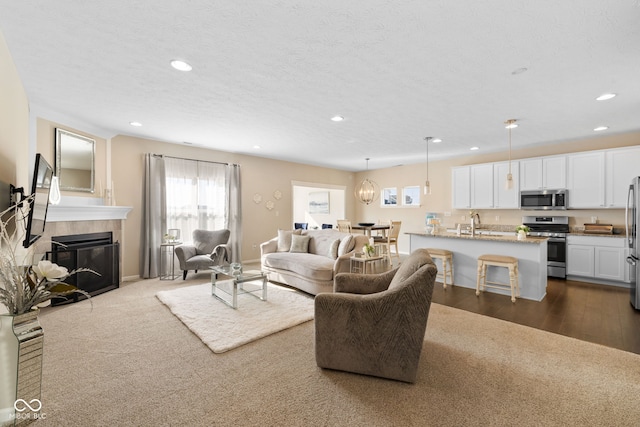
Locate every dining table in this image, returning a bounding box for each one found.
[351,223,390,238]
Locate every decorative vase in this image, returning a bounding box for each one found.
[517,230,527,241]
[0,310,43,426]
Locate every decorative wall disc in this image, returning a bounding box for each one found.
[273,190,282,200]
[253,193,262,204]
[265,200,275,210]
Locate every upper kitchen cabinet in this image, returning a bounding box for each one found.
[567,151,605,208]
[519,156,566,190]
[470,164,494,208]
[605,146,640,208]
[451,166,471,209]
[493,161,520,209]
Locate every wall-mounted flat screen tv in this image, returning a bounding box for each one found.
[23,153,54,248]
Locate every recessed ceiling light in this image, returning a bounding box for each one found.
[470,146,479,151]
[596,93,616,101]
[129,121,142,127]
[253,145,261,149]
[511,67,528,75]
[331,116,344,122]
[594,126,609,132]
[170,60,192,71]
[432,138,442,143]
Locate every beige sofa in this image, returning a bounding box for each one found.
[260,229,370,295]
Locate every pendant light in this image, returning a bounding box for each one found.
[355,158,379,205]
[504,119,517,190]
[424,137,432,195]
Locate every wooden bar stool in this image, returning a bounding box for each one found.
[476,254,520,302]
[426,248,454,289]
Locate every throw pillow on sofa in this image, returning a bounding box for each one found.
[290,234,311,253]
[328,239,340,259]
[277,229,302,252]
[337,235,355,256]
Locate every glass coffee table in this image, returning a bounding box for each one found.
[210,265,267,309]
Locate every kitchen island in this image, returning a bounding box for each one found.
[408,232,548,301]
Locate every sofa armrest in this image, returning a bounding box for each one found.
[333,252,354,275]
[260,238,278,256]
[334,267,398,294]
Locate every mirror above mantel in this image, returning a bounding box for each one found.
[55,128,95,193]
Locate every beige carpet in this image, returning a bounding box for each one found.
[34,275,640,426]
[156,281,314,353]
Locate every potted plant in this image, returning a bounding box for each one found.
[0,201,94,424]
[363,243,376,258]
[515,225,530,240]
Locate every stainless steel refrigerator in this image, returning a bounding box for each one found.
[625,177,640,310]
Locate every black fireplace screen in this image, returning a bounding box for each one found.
[48,232,120,305]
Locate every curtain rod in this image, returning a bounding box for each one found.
[152,153,239,167]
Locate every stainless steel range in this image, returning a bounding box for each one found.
[522,216,569,278]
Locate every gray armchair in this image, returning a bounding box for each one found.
[314,248,437,383]
[175,229,231,280]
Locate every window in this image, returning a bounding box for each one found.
[402,186,421,206]
[381,188,397,206]
[165,157,227,240]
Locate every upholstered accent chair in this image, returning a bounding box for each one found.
[175,229,231,279]
[314,248,437,383]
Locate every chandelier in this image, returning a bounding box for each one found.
[355,158,379,205]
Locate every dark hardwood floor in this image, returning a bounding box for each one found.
[431,277,640,355]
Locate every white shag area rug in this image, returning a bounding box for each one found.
[156,282,314,353]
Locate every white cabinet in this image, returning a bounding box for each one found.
[451,145,640,211]
[567,244,594,276]
[595,246,626,281]
[605,146,640,208]
[493,161,520,209]
[567,151,605,208]
[567,235,627,283]
[452,166,471,209]
[470,164,494,208]
[519,156,566,190]
[452,162,519,209]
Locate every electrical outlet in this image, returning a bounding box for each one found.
[444,211,451,217]
[252,244,257,250]
[495,215,500,222]
[461,215,466,221]
[591,216,598,223]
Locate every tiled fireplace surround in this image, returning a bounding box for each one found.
[32,202,131,283]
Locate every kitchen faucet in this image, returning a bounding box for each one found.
[470,212,481,236]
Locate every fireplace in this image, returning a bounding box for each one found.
[48,232,120,306]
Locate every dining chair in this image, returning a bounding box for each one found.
[336,220,352,233]
[375,219,390,239]
[373,220,401,265]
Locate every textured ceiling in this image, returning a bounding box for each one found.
[1,1,639,171]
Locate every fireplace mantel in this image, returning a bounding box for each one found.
[47,205,132,222]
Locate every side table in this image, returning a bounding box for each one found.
[160,242,181,280]
[350,255,384,274]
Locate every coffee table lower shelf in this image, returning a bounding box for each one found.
[210,267,267,309]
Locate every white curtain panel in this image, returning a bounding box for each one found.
[163,157,242,262]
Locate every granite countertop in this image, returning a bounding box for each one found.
[568,231,625,238]
[407,231,547,244]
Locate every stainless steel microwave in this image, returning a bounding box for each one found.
[520,189,568,210]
